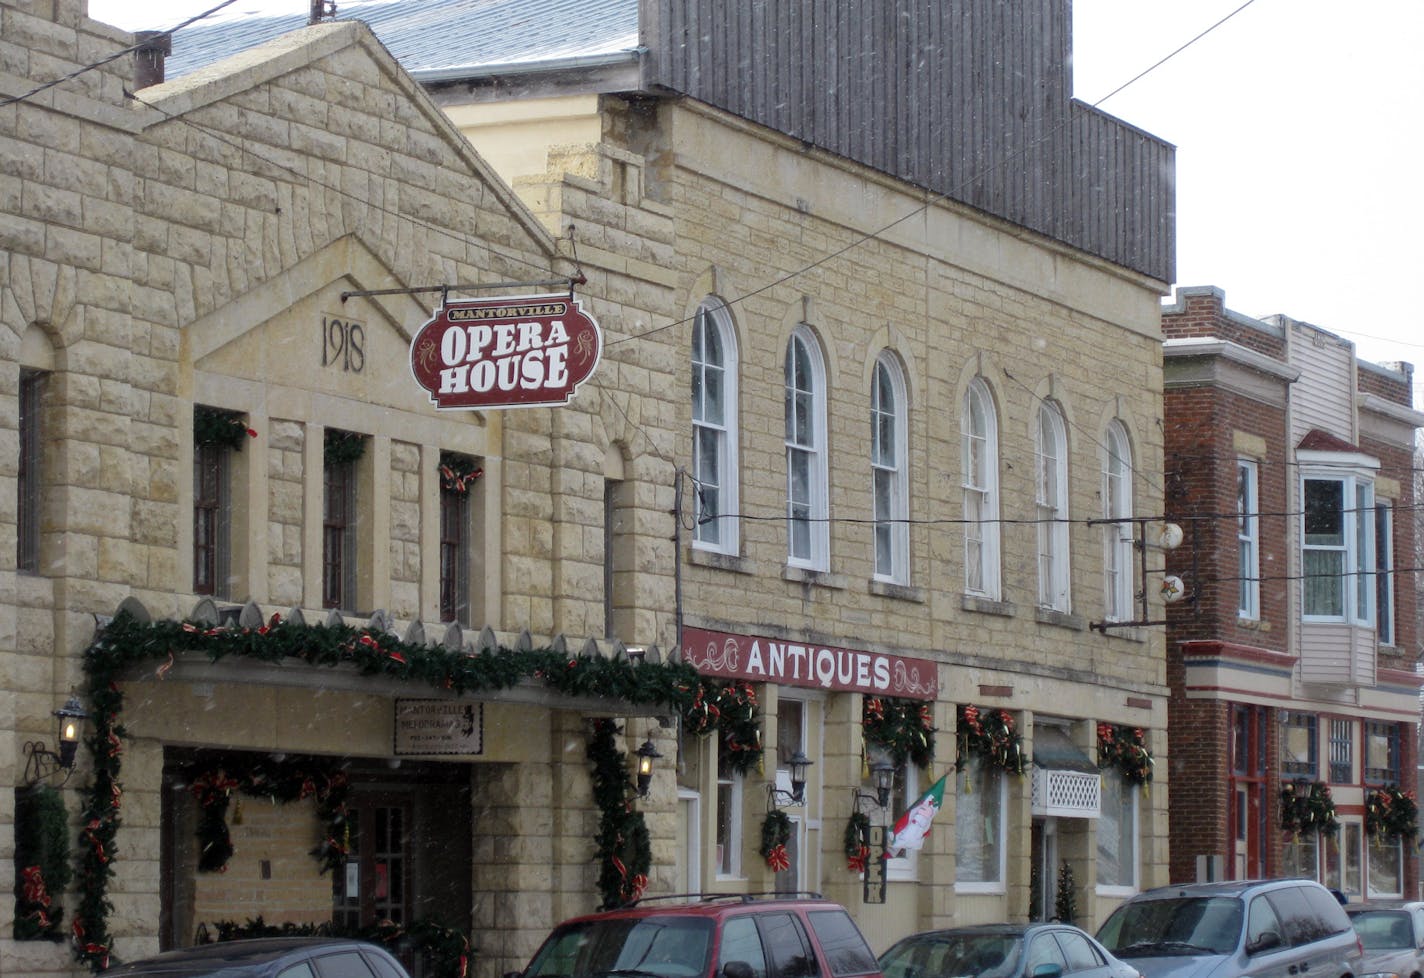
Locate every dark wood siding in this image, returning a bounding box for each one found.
[646,0,1173,282]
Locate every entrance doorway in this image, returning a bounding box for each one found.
[1030,818,1059,921]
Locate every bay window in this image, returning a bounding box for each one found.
[1301,473,1374,624]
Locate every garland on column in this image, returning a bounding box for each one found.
[1279,780,1339,838]
[680,678,763,775]
[588,719,651,909]
[758,810,792,872]
[954,704,1025,774]
[862,696,935,769]
[13,785,71,941]
[1096,722,1153,787]
[1365,785,1419,841]
[72,611,698,972]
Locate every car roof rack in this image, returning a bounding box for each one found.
[624,892,825,907]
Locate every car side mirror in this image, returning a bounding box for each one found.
[724,961,756,978]
[1245,932,1282,955]
[1031,965,1063,978]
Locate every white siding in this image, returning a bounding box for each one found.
[1289,323,1355,446]
[1299,621,1377,687]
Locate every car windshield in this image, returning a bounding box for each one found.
[1097,897,1242,958]
[1350,912,1414,951]
[879,932,1022,978]
[524,916,715,978]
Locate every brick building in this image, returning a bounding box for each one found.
[4,1,1176,975]
[1162,286,1423,897]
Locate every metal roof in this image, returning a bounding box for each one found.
[160,0,640,80]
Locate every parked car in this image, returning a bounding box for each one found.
[100,937,412,978]
[1347,904,1424,978]
[511,893,883,978]
[1095,879,1361,978]
[879,922,1142,978]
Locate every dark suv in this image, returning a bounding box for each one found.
[1096,879,1361,978]
[512,894,884,978]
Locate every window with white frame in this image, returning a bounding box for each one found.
[962,378,1000,598]
[1374,500,1394,645]
[715,740,744,878]
[1301,472,1375,623]
[1237,460,1259,620]
[1096,773,1138,892]
[785,326,828,570]
[775,698,809,893]
[871,353,909,584]
[692,299,739,553]
[954,756,1005,889]
[1367,837,1404,899]
[1103,421,1134,621]
[861,746,922,881]
[1035,402,1070,611]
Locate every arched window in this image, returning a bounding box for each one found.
[962,378,1000,598]
[1035,401,1070,611]
[785,326,828,570]
[1103,420,1134,621]
[691,298,739,553]
[871,353,909,583]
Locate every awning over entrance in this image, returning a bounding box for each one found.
[1030,726,1101,819]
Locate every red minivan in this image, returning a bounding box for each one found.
[512,894,885,978]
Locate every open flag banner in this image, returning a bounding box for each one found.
[887,773,948,856]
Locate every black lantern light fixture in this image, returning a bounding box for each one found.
[766,749,814,809]
[23,693,89,786]
[634,736,662,798]
[852,758,897,813]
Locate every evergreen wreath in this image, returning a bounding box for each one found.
[588,719,652,909]
[759,809,792,872]
[1096,722,1154,786]
[71,611,697,972]
[955,704,1026,774]
[439,452,484,494]
[1365,784,1419,841]
[1280,779,1339,837]
[862,696,936,769]
[843,811,871,872]
[193,406,257,450]
[680,679,763,775]
[197,915,473,978]
[13,785,71,941]
[324,429,367,466]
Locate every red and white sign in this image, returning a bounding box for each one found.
[409,294,601,410]
[682,626,938,700]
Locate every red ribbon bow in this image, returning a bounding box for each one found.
[766,844,791,872]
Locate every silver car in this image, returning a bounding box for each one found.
[1347,904,1424,978]
[879,922,1141,978]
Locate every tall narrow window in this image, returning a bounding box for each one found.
[1103,421,1134,621]
[692,299,738,553]
[1363,721,1401,785]
[1302,474,1373,623]
[715,741,744,878]
[17,368,46,573]
[439,452,479,625]
[871,353,908,584]
[1096,773,1138,892]
[1035,402,1070,611]
[323,430,364,611]
[955,756,1005,888]
[962,379,1000,598]
[192,406,251,598]
[1328,719,1354,783]
[785,327,827,570]
[1374,501,1393,646]
[1280,711,1318,778]
[1237,460,1259,620]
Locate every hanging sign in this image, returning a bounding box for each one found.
[409,293,601,410]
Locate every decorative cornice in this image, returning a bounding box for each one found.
[1162,337,1300,383]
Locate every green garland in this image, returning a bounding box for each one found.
[588,719,652,909]
[197,915,472,978]
[955,704,1025,775]
[185,755,350,874]
[862,696,935,769]
[680,679,763,775]
[324,429,367,466]
[1365,784,1419,841]
[13,785,71,941]
[72,611,698,972]
[1280,779,1339,837]
[1096,722,1154,786]
[842,811,870,872]
[193,406,256,450]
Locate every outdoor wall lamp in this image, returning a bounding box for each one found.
[23,694,89,786]
[766,749,814,809]
[634,736,662,798]
[852,759,896,812]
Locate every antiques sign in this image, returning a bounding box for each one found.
[394,699,483,756]
[409,293,601,409]
[682,626,938,699]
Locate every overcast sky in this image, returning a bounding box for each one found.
[88,0,1424,397]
